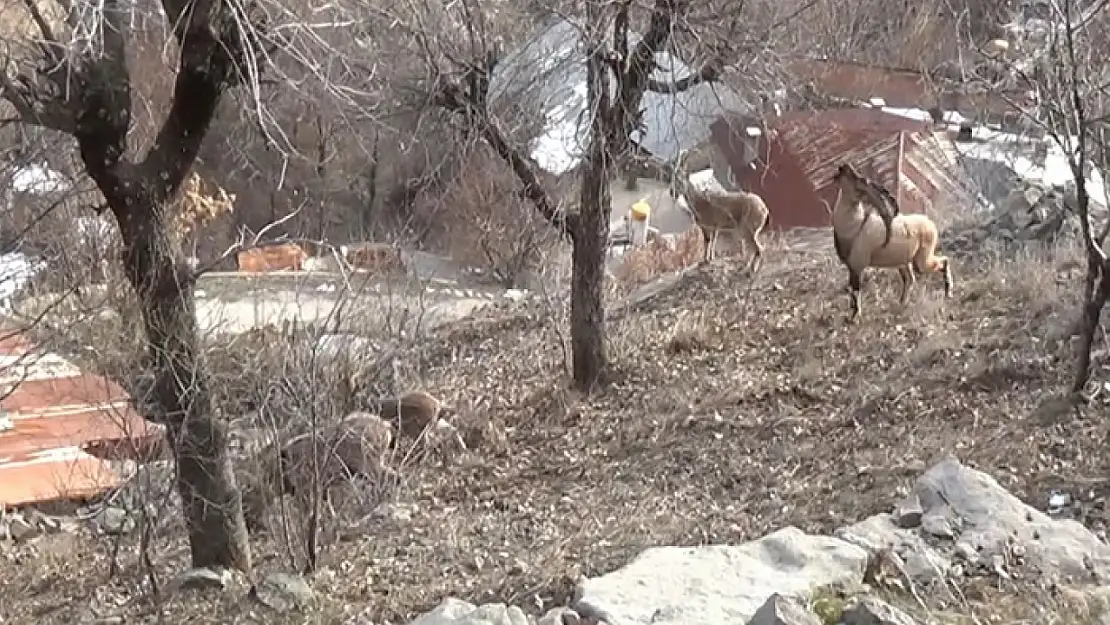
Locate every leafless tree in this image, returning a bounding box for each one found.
[0,0,279,570]
[382,0,772,390]
[973,0,1110,393]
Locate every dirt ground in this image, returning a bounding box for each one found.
[3,237,1110,624]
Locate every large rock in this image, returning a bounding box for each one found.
[572,526,869,625]
[407,598,530,625]
[837,456,1110,585]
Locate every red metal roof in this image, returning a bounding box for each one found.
[786,59,1033,120]
[0,331,164,507]
[711,109,977,230]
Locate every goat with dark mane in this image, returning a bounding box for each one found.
[830,162,953,322]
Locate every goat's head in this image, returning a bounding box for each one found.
[832,162,865,191]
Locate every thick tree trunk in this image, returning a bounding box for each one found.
[1073,259,1110,394]
[571,143,610,390]
[118,200,251,571]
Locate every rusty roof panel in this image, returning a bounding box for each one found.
[717,108,973,229]
[0,446,123,507]
[0,331,164,508]
[2,374,131,415]
[5,405,159,455]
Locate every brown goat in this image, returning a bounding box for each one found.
[278,412,395,500]
[670,148,771,270]
[368,390,446,440]
[831,162,953,322]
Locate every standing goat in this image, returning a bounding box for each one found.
[669,148,771,270]
[831,162,953,322]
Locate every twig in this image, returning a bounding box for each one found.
[191,203,305,278]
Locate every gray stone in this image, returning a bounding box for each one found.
[891,495,923,529]
[98,507,135,535]
[252,572,315,612]
[169,567,233,592]
[900,548,950,582]
[919,509,958,539]
[837,457,1110,585]
[840,596,920,625]
[9,514,39,542]
[954,542,978,563]
[537,607,581,625]
[29,510,64,534]
[746,593,822,625]
[407,598,530,625]
[573,526,869,625]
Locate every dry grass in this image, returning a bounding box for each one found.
[3,236,1110,624]
[613,227,704,286]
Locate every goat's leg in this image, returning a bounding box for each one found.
[750,229,765,274]
[848,268,864,323]
[699,226,713,264]
[940,258,953,298]
[733,233,750,271]
[897,266,915,306]
[705,230,723,263]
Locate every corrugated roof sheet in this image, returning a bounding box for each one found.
[0,331,164,507]
[713,108,979,229]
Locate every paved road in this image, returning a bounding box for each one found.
[194,267,513,337]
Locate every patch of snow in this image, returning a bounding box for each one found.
[532,115,585,175]
[11,164,67,195]
[881,107,932,123]
[956,129,1109,206]
[0,253,44,310]
[690,168,725,191]
[878,106,969,128]
[501,17,750,175]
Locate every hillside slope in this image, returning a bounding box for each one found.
[3,238,1108,624]
[359,238,1107,617]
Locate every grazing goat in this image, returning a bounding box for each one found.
[369,390,447,440]
[278,412,396,501]
[831,162,953,322]
[669,149,771,270]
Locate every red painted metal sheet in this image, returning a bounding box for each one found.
[2,374,130,415]
[0,448,123,506]
[0,331,165,507]
[712,109,974,230]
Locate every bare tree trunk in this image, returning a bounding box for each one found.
[1073,260,1110,393]
[104,180,251,570]
[569,22,617,391]
[572,142,610,389]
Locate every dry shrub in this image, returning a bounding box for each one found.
[173,172,235,243]
[413,148,560,287]
[614,228,704,286]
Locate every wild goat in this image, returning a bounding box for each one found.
[369,390,449,440]
[277,412,396,500]
[831,162,953,322]
[669,149,771,270]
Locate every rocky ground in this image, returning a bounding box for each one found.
[2,227,1109,624]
